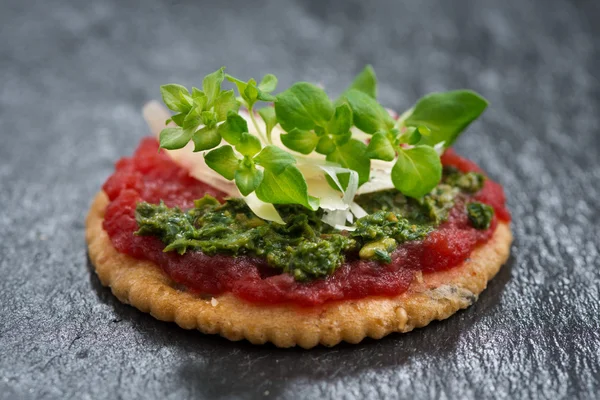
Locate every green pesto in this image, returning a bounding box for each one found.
[466,202,494,230]
[135,168,490,281]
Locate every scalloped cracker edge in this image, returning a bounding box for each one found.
[86,192,512,348]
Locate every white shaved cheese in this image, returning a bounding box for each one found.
[350,202,368,219]
[434,141,446,155]
[356,159,395,195]
[143,100,172,136]
[243,192,285,224]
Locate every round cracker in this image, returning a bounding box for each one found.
[86,192,512,348]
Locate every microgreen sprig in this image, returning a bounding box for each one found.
[156,65,488,222]
[158,67,317,212]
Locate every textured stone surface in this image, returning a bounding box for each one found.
[1,0,599,398]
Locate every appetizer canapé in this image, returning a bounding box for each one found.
[86,66,511,348]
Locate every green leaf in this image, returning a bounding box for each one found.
[159,127,193,150]
[183,107,202,130]
[256,165,319,210]
[343,89,394,134]
[236,132,262,157]
[391,146,442,198]
[160,84,192,113]
[258,74,278,93]
[256,89,276,102]
[417,125,431,136]
[333,130,352,147]
[280,128,319,154]
[235,164,264,196]
[275,82,334,131]
[192,126,221,152]
[326,138,370,186]
[315,135,336,155]
[204,145,239,180]
[180,92,194,109]
[201,110,217,128]
[217,111,248,145]
[345,65,377,99]
[214,90,239,121]
[258,107,277,138]
[169,113,186,127]
[405,90,488,147]
[398,127,422,145]
[203,67,225,107]
[327,103,353,135]
[365,132,396,161]
[254,145,296,174]
[225,74,247,98]
[191,88,207,111]
[244,79,259,105]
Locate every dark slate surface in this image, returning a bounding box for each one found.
[1,0,599,398]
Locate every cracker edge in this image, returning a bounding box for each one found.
[86,192,512,348]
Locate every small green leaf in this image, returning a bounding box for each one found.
[405,90,488,147]
[256,165,319,211]
[275,83,334,131]
[225,74,247,99]
[203,67,225,107]
[391,146,442,198]
[183,107,202,130]
[280,128,319,154]
[258,107,277,139]
[244,79,259,105]
[256,89,276,102]
[326,138,370,186]
[327,103,353,135]
[398,126,423,145]
[191,87,207,110]
[160,84,192,113]
[258,74,278,93]
[204,145,239,180]
[343,89,394,134]
[254,145,296,174]
[417,125,431,136]
[217,111,248,145]
[192,126,221,152]
[169,113,186,127]
[201,111,217,128]
[365,132,396,161]
[214,90,239,121]
[236,132,262,157]
[180,92,194,109]
[344,65,377,99]
[159,127,193,150]
[333,131,352,147]
[315,135,336,155]
[235,164,264,196]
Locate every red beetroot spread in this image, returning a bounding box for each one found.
[102,138,510,306]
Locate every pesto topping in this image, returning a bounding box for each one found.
[443,166,486,193]
[467,202,494,230]
[135,169,490,281]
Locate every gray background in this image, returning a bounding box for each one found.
[1,0,599,399]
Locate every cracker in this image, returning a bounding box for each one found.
[86,192,512,348]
